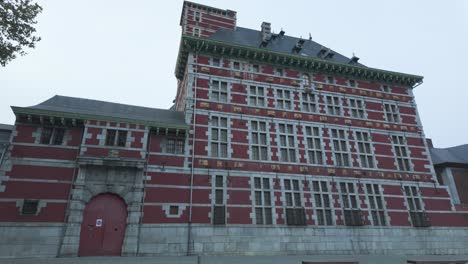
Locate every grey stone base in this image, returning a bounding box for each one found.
[0,223,63,258]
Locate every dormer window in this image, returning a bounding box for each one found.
[105,129,127,147]
[194,11,201,22]
[40,127,65,145]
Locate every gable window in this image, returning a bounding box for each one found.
[210,116,229,157]
[348,98,365,118]
[301,92,317,113]
[211,57,221,67]
[193,27,200,37]
[276,89,292,110]
[391,135,412,171]
[210,80,228,102]
[105,129,127,147]
[355,131,375,168]
[404,185,430,227]
[213,175,226,225]
[253,177,273,224]
[283,179,306,226]
[330,128,350,167]
[278,124,296,163]
[250,120,269,161]
[248,85,265,107]
[194,11,201,22]
[166,138,184,154]
[325,95,342,116]
[304,126,323,165]
[40,127,65,145]
[365,183,387,226]
[384,103,400,123]
[340,182,364,226]
[311,180,334,225]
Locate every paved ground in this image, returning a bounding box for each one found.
[1,255,468,264]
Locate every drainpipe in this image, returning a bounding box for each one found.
[187,51,199,256]
[136,128,151,255]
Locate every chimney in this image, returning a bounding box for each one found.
[261,22,271,42]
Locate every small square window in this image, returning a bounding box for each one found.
[275,68,283,76]
[382,85,391,93]
[252,64,260,73]
[212,58,220,67]
[233,61,240,70]
[327,76,335,84]
[349,79,356,87]
[21,200,39,215]
[169,205,179,215]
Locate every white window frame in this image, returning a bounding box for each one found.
[364,183,387,226]
[354,131,375,168]
[210,116,229,158]
[310,179,335,225]
[301,91,317,113]
[325,95,342,116]
[211,57,221,67]
[194,10,202,22]
[391,135,412,171]
[210,79,228,102]
[348,98,366,119]
[278,123,297,163]
[192,27,201,37]
[276,88,293,110]
[252,177,274,225]
[330,128,350,167]
[384,103,400,123]
[304,125,324,165]
[248,85,266,107]
[250,120,269,161]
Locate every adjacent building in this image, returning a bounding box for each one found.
[1,0,468,259]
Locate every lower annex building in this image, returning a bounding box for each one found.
[1,0,468,259]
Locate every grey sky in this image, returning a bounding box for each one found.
[1,0,467,148]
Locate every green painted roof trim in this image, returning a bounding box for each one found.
[175,35,424,87]
[11,106,189,131]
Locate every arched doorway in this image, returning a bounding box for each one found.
[78,193,127,256]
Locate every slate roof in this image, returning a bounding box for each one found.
[209,27,364,66]
[0,124,14,131]
[13,95,187,128]
[430,144,468,166]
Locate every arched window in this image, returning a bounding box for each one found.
[302,74,310,87]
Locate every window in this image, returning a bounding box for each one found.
[302,74,310,87]
[252,64,260,73]
[169,206,179,215]
[21,199,39,215]
[250,120,269,161]
[326,76,335,84]
[304,126,323,165]
[283,179,306,225]
[348,98,365,118]
[213,175,226,225]
[384,103,400,123]
[105,129,127,147]
[276,89,292,110]
[355,131,375,168]
[349,79,356,87]
[301,92,317,113]
[391,135,412,171]
[275,68,284,76]
[233,61,240,70]
[211,57,221,67]
[194,11,201,22]
[330,128,350,167]
[311,180,334,225]
[210,80,228,102]
[404,185,430,227]
[325,95,342,116]
[248,85,265,107]
[253,177,273,224]
[166,138,184,154]
[193,27,200,37]
[365,184,387,226]
[278,124,296,162]
[340,182,364,226]
[40,127,65,145]
[381,84,391,93]
[210,116,229,157]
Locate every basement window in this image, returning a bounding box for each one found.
[40,127,65,145]
[21,200,39,215]
[105,129,127,147]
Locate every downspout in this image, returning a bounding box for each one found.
[137,128,151,255]
[187,51,199,256]
[57,125,86,257]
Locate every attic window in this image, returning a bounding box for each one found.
[40,127,65,145]
[105,129,127,147]
[194,11,201,22]
[21,200,39,215]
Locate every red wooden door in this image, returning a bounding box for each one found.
[78,193,127,256]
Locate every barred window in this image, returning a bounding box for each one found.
[330,128,350,167]
[166,138,184,154]
[384,103,400,123]
[391,135,412,171]
[250,120,269,161]
[210,116,229,157]
[355,131,375,168]
[276,89,292,110]
[278,124,296,162]
[249,85,266,107]
[301,92,317,113]
[325,95,342,116]
[365,184,387,226]
[210,80,228,102]
[311,180,334,225]
[40,127,65,145]
[348,98,365,118]
[304,126,323,165]
[105,129,127,147]
[253,177,273,225]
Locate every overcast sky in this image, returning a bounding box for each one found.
[1,0,467,148]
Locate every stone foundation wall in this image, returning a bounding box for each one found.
[0,223,63,258]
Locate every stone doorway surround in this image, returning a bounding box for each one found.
[59,157,145,257]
